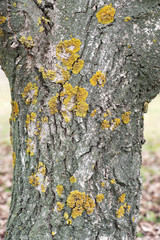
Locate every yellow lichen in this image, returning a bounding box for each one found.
[12,152,16,167]
[64,212,69,220]
[101,182,105,187]
[132,216,135,222]
[67,219,72,225]
[28,162,47,192]
[48,93,59,115]
[25,112,36,129]
[12,3,17,7]
[26,138,34,156]
[0,28,4,37]
[153,38,156,43]
[90,109,97,117]
[56,202,64,212]
[90,71,106,87]
[39,26,45,32]
[56,38,84,73]
[11,101,19,121]
[127,205,131,212]
[22,82,38,105]
[96,4,116,25]
[118,193,126,203]
[116,205,125,218]
[0,16,7,25]
[70,176,77,183]
[19,36,35,48]
[121,111,131,124]
[56,185,64,196]
[101,120,110,129]
[72,59,84,74]
[41,116,48,123]
[110,179,116,184]
[37,16,50,26]
[39,66,56,81]
[67,190,95,218]
[37,0,42,4]
[96,194,104,203]
[125,17,131,22]
[52,232,55,236]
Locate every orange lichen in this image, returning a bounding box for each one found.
[22,82,38,105]
[121,111,131,124]
[118,193,126,203]
[70,176,77,183]
[96,4,116,25]
[56,185,64,196]
[12,152,16,167]
[125,17,131,22]
[67,190,95,218]
[101,120,110,129]
[90,71,106,87]
[96,194,104,203]
[48,93,59,115]
[90,109,97,117]
[11,101,19,121]
[19,36,35,48]
[56,202,64,212]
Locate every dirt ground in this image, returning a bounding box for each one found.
[0,144,160,240]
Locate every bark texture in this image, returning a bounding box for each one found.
[0,0,160,239]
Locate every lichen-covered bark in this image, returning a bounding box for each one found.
[0,0,160,239]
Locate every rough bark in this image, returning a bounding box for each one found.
[0,0,160,239]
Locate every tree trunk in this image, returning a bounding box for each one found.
[0,1,160,239]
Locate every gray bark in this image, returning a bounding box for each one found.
[0,0,160,239]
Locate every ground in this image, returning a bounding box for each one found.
[0,70,160,239]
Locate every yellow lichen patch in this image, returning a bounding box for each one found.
[26,138,34,156]
[41,116,48,123]
[101,120,110,129]
[111,118,121,130]
[67,190,95,218]
[0,28,4,37]
[12,152,16,167]
[110,179,116,184]
[56,38,83,72]
[121,111,131,124]
[153,38,156,43]
[70,176,77,183]
[127,205,131,212]
[64,212,69,220]
[48,93,59,115]
[116,205,125,218]
[12,3,17,7]
[37,0,42,4]
[67,219,72,225]
[56,202,64,212]
[0,16,7,25]
[56,185,64,196]
[96,4,116,25]
[125,17,131,22]
[118,193,126,203]
[22,82,38,105]
[90,109,97,117]
[90,71,106,87]
[37,16,50,26]
[132,216,135,222]
[39,66,56,81]
[52,232,55,236]
[25,112,36,129]
[96,194,104,203]
[60,83,89,121]
[72,59,84,74]
[28,162,48,192]
[19,36,35,48]
[101,182,105,187]
[11,101,19,121]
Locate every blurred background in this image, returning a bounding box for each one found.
[0,68,160,239]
